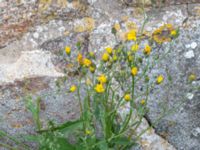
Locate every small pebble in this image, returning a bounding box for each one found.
[191,127,200,137]
[186,93,194,100]
[58,26,65,33]
[185,44,190,49]
[184,50,194,59]
[33,32,39,39]
[190,42,197,49]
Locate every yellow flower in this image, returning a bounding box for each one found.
[188,74,196,82]
[128,55,133,62]
[105,47,113,54]
[85,129,92,135]
[102,52,109,62]
[65,46,71,55]
[156,75,164,84]
[114,23,121,31]
[140,99,146,105]
[127,30,137,41]
[89,66,95,73]
[77,53,83,64]
[131,67,138,76]
[83,58,92,67]
[127,51,133,62]
[94,84,105,93]
[170,30,177,36]
[166,23,173,29]
[89,51,95,58]
[152,24,175,44]
[97,74,107,84]
[113,55,118,62]
[124,94,131,102]
[144,44,151,55]
[86,78,92,86]
[126,21,138,31]
[70,85,77,92]
[131,44,139,52]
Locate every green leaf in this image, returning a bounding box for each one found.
[38,120,83,134]
[96,140,108,150]
[24,96,41,130]
[22,135,40,142]
[111,137,130,145]
[38,134,75,150]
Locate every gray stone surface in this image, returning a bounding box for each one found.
[0,0,200,149]
[147,28,200,149]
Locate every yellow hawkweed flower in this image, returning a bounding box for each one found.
[77,53,83,64]
[166,23,173,29]
[65,46,71,55]
[86,78,92,86]
[105,47,113,54]
[113,55,118,62]
[97,74,107,84]
[170,30,177,36]
[131,67,138,76]
[124,94,131,102]
[83,58,92,67]
[128,55,133,62]
[85,129,92,135]
[140,99,146,105]
[127,30,137,41]
[131,44,139,52]
[156,75,164,84]
[69,85,77,92]
[89,66,95,73]
[144,44,151,55]
[89,51,95,58]
[102,52,109,62]
[94,84,105,93]
[152,24,175,44]
[114,23,121,31]
[188,74,196,82]
[127,51,133,62]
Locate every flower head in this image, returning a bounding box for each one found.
[140,99,146,105]
[89,66,96,73]
[112,55,118,62]
[77,53,83,64]
[170,30,177,36]
[105,47,113,54]
[69,85,77,92]
[94,84,105,93]
[89,51,95,58]
[152,24,175,44]
[124,94,131,102]
[65,46,71,55]
[127,52,133,62]
[97,74,107,84]
[114,23,121,31]
[131,44,139,52]
[85,129,92,135]
[83,58,92,67]
[144,44,151,55]
[86,78,92,86]
[127,30,137,41]
[156,75,164,84]
[188,74,196,82]
[102,52,109,62]
[131,67,138,76]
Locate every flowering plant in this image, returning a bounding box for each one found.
[19,20,181,150]
[0,21,182,150]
